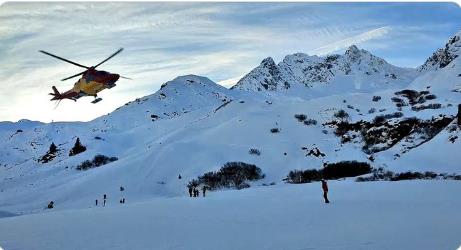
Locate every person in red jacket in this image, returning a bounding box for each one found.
[321,179,330,203]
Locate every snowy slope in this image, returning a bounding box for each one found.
[1,181,461,250]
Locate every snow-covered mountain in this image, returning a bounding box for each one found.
[418,31,461,72]
[411,31,461,94]
[1,30,461,217]
[233,45,418,93]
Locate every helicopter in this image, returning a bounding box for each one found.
[39,48,131,104]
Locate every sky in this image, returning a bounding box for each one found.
[1,2,461,122]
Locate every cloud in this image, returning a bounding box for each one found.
[218,76,243,88]
[310,26,392,55]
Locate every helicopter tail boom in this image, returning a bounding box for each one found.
[49,86,62,101]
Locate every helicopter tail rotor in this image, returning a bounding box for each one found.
[49,86,62,101]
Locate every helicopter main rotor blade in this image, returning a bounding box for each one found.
[61,70,86,81]
[120,76,132,80]
[39,50,89,69]
[94,48,123,68]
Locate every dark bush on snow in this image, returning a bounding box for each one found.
[93,154,118,167]
[425,94,437,100]
[391,171,426,181]
[287,169,322,184]
[391,97,404,103]
[286,161,372,184]
[322,161,372,180]
[372,96,381,102]
[372,112,403,124]
[356,167,395,181]
[373,115,386,124]
[356,168,461,182]
[189,162,265,190]
[248,148,261,156]
[411,103,442,111]
[77,160,93,170]
[270,128,280,133]
[304,119,317,125]
[294,114,307,122]
[334,109,350,122]
[76,154,118,170]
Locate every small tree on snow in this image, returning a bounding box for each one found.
[334,109,350,122]
[38,142,58,163]
[69,137,86,156]
[49,142,57,154]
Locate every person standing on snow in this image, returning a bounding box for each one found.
[202,186,207,197]
[321,180,330,203]
[188,186,193,197]
[103,194,107,207]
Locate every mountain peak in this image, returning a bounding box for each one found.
[160,75,215,90]
[344,45,375,63]
[261,57,276,67]
[345,45,360,54]
[232,57,289,91]
[418,31,461,72]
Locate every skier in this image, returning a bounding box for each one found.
[122,198,125,204]
[202,186,207,197]
[103,194,107,207]
[188,186,193,197]
[47,201,54,209]
[321,179,330,203]
[120,186,125,191]
[178,174,182,179]
[95,199,98,206]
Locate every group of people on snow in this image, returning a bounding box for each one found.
[188,185,207,198]
[46,178,330,210]
[94,186,126,207]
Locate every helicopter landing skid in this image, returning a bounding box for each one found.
[91,97,103,104]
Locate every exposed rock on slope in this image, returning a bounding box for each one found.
[418,32,461,71]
